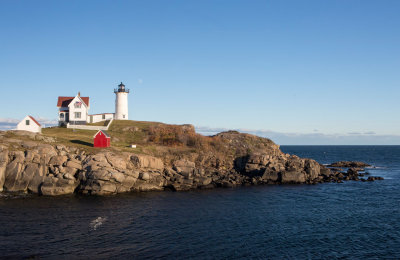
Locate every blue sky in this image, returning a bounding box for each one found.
[0,0,399,144]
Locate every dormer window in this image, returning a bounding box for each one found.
[74,101,82,108]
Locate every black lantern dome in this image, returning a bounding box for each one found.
[114,82,129,93]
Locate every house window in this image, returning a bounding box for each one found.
[26,120,30,125]
[74,102,82,108]
[60,113,64,119]
[75,112,81,119]
[102,114,105,120]
[123,115,125,118]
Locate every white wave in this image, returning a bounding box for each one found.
[90,216,107,230]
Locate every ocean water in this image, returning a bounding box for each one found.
[1,146,400,259]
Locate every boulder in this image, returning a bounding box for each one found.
[49,155,68,166]
[10,151,25,163]
[131,154,164,170]
[11,163,40,192]
[320,167,332,177]
[36,144,58,158]
[62,166,78,176]
[66,160,82,170]
[110,171,125,183]
[88,169,112,181]
[195,177,212,186]
[139,172,150,181]
[126,170,140,179]
[4,161,23,191]
[247,153,270,166]
[27,174,45,193]
[35,135,56,143]
[261,169,279,182]
[40,178,77,196]
[105,153,127,169]
[41,184,76,196]
[0,150,8,191]
[281,171,306,183]
[304,159,321,180]
[94,181,117,195]
[181,178,193,185]
[347,168,358,176]
[63,173,76,181]
[120,175,137,189]
[285,158,305,172]
[24,151,36,163]
[173,159,195,175]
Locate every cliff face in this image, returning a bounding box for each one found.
[0,127,338,196]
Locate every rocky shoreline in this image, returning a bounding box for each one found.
[0,130,384,196]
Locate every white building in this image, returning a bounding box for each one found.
[17,115,42,133]
[57,82,130,126]
[57,93,90,126]
[88,113,114,124]
[114,82,129,120]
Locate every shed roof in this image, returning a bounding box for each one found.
[94,130,110,138]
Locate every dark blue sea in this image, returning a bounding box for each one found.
[1,146,400,259]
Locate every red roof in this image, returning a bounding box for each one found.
[28,116,41,126]
[57,96,89,107]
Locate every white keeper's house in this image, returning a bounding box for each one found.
[57,82,130,126]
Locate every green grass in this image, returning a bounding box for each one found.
[86,120,110,126]
[40,120,169,154]
[42,127,99,152]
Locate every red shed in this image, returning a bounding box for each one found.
[93,130,111,148]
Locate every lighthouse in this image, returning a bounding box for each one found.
[114,82,129,120]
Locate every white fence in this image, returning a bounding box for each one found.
[67,119,114,131]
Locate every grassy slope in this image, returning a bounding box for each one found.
[86,120,110,126]
[41,120,196,155]
[41,127,99,152]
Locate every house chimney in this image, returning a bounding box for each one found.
[78,92,81,97]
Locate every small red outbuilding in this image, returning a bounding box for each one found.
[94,130,111,148]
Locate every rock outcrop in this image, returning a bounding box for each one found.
[0,130,383,196]
[328,161,371,168]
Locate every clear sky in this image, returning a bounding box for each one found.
[0,0,399,144]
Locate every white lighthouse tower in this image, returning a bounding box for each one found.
[114,82,129,120]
